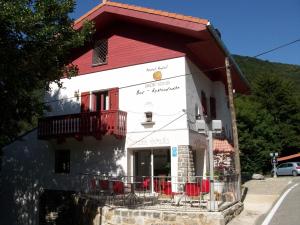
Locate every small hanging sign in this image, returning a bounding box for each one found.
[172,147,177,157]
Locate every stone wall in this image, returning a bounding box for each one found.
[73,197,243,225]
[222,202,244,224]
[177,145,195,182]
[101,208,223,225]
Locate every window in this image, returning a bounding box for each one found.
[91,91,109,111]
[210,97,216,119]
[55,150,70,174]
[92,39,108,66]
[80,88,119,112]
[201,91,207,116]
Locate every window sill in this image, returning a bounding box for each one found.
[92,62,107,67]
[141,121,155,128]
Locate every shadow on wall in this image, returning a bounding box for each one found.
[44,87,81,116]
[0,93,126,225]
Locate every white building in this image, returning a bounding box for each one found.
[0,1,249,225]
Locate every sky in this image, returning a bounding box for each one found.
[72,0,300,66]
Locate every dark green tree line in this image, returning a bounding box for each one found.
[235,60,300,174]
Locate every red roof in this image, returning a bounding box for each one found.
[75,1,209,27]
[214,139,234,153]
[277,153,300,162]
[73,1,250,94]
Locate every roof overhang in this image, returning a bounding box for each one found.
[74,1,250,94]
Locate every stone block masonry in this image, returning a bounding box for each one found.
[177,145,196,183]
[72,196,243,225]
[97,202,243,225]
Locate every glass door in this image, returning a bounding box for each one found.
[134,150,151,177]
[134,149,170,193]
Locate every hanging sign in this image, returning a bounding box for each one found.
[172,147,177,157]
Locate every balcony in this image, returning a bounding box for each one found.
[38,110,127,140]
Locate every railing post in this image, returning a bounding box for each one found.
[208,130,216,211]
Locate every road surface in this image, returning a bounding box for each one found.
[261,177,300,225]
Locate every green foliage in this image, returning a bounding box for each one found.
[0,0,93,148]
[234,55,300,174]
[234,55,300,95]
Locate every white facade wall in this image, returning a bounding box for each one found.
[185,59,232,139]
[45,57,189,178]
[185,59,232,177]
[0,56,233,225]
[0,130,126,225]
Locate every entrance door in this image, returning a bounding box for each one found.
[134,149,170,177]
[134,149,170,193]
[153,150,170,176]
[135,151,151,177]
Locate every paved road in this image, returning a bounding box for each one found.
[266,177,300,225]
[228,177,295,225]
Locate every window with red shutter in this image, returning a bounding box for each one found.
[109,88,119,110]
[210,97,216,119]
[81,92,90,112]
[91,91,109,111]
[201,91,207,116]
[82,88,119,112]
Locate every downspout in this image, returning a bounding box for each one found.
[206,22,250,89]
[206,22,243,201]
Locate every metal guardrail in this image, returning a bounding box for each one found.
[79,174,239,211]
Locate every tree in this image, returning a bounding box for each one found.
[0,0,93,148]
[252,74,300,153]
[236,96,281,174]
[236,73,300,175]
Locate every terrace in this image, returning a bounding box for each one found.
[79,174,239,212]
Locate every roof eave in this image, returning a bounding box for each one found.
[74,2,208,31]
[206,23,251,93]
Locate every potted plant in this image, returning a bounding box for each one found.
[213,167,225,194]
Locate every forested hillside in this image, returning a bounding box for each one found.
[234,55,300,175]
[234,55,300,94]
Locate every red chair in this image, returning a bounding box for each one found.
[90,179,98,193]
[142,178,150,190]
[100,180,109,190]
[153,178,160,192]
[162,181,172,195]
[201,179,210,193]
[113,181,124,194]
[185,183,201,196]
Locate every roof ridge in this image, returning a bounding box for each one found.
[74,1,208,26]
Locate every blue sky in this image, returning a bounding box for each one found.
[72,0,300,66]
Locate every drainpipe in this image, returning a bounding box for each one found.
[206,22,245,201]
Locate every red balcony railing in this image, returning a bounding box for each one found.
[38,110,127,140]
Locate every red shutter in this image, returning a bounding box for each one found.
[109,88,119,110]
[210,97,216,119]
[81,92,90,112]
[91,93,97,112]
[201,91,207,115]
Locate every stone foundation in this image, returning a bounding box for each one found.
[87,202,244,225]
